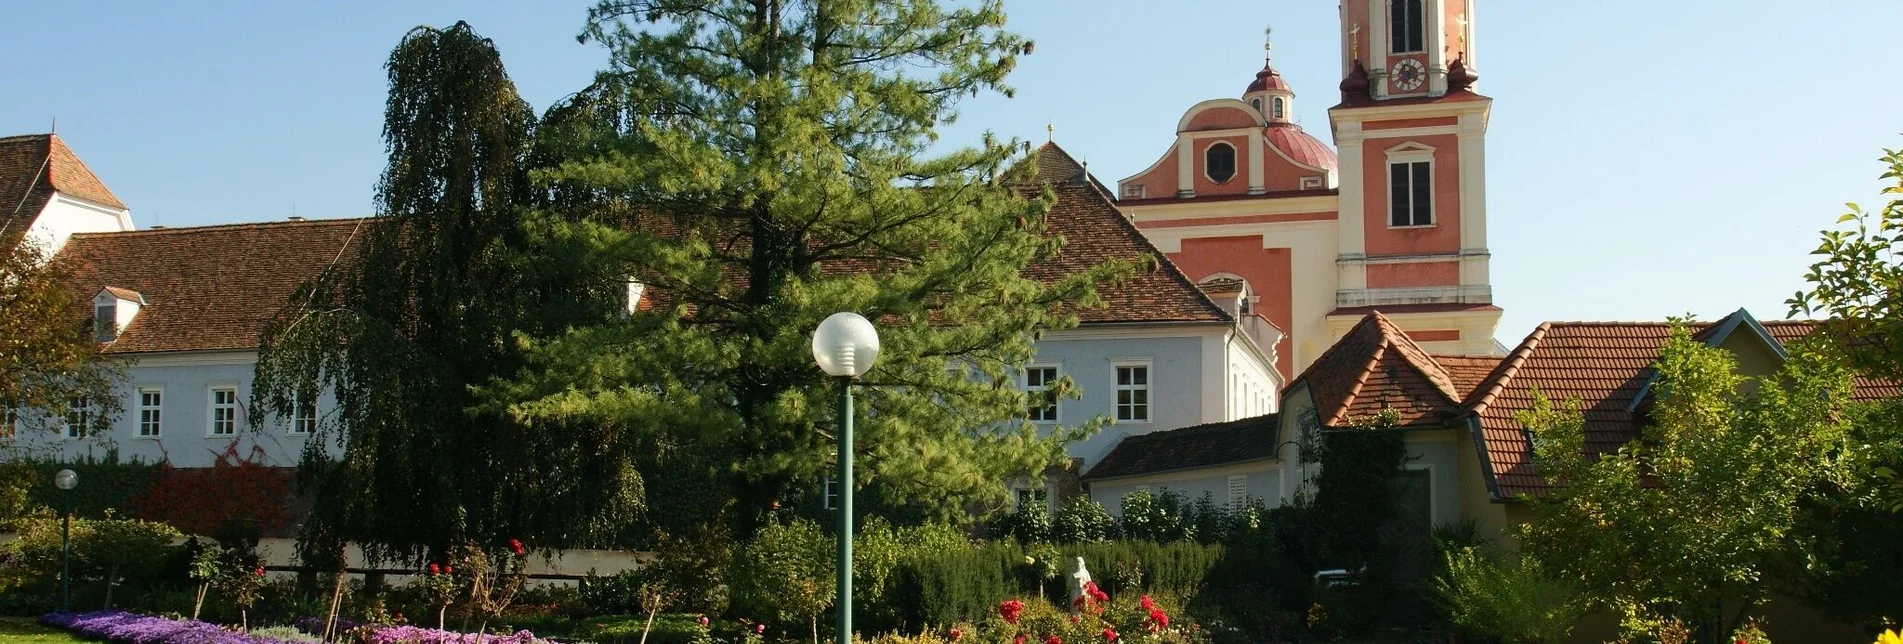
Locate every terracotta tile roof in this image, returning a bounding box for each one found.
[1264,123,1338,170]
[58,218,367,354]
[1465,316,1901,500]
[1287,313,1464,428]
[1023,143,1230,325]
[1083,413,1280,480]
[1432,354,1504,401]
[0,134,125,245]
[100,286,145,302]
[1197,276,1246,295]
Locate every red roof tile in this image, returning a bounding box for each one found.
[1264,123,1338,171]
[59,219,368,354]
[1466,317,1900,500]
[2,134,126,249]
[1288,313,1464,428]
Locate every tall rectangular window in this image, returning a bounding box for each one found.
[1227,474,1248,509]
[1390,0,1426,53]
[209,387,238,436]
[137,388,163,437]
[1389,161,1433,226]
[65,396,93,438]
[1025,366,1059,422]
[1115,365,1150,422]
[823,476,838,510]
[291,395,317,435]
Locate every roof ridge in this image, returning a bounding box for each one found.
[70,217,371,238]
[1370,312,1462,404]
[1466,321,1550,412]
[0,133,53,143]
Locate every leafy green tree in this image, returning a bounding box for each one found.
[253,21,642,564]
[80,515,182,608]
[0,236,123,452]
[730,518,835,643]
[1787,145,1903,625]
[1513,326,1851,639]
[484,0,1126,528]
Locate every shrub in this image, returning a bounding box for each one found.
[1050,498,1118,544]
[1118,490,1196,544]
[729,518,834,641]
[648,520,733,614]
[889,543,1016,631]
[1433,546,1581,644]
[990,502,1050,543]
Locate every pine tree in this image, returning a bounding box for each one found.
[253,22,643,563]
[484,0,1127,528]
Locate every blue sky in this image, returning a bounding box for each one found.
[3,1,1899,343]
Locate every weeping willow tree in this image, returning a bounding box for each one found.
[480,0,1129,531]
[252,21,642,564]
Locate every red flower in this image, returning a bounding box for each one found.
[1148,608,1170,629]
[699,615,710,628]
[1139,595,1155,610]
[444,565,453,574]
[509,539,526,556]
[1072,595,1086,608]
[949,628,963,642]
[1046,636,1061,644]
[254,566,266,577]
[999,599,1026,624]
[1102,629,1117,642]
[395,613,404,622]
[428,563,440,575]
[1014,635,1026,644]
[1071,615,1080,624]
[1091,588,1109,603]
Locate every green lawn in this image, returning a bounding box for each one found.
[0,618,86,643]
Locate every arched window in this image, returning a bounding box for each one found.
[1205,142,1237,183]
[1251,98,1262,114]
[1271,97,1286,120]
[1391,0,1426,53]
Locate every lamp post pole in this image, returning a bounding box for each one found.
[834,377,854,644]
[811,311,879,644]
[54,468,77,612]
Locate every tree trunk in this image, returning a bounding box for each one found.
[811,613,819,644]
[437,605,447,631]
[476,618,490,644]
[241,607,249,632]
[639,607,658,644]
[325,572,346,641]
[103,562,119,608]
[191,582,208,621]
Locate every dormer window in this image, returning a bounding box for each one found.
[1204,142,1237,184]
[91,287,145,343]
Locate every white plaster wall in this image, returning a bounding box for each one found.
[7,352,337,468]
[1028,333,1211,469]
[23,194,131,253]
[1087,461,1285,518]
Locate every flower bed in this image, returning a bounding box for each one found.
[362,624,552,644]
[39,610,301,644]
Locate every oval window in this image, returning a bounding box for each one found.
[1205,143,1237,183]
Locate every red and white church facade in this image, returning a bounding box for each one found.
[1115,0,1498,379]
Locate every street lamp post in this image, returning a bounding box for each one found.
[53,469,78,612]
[811,312,880,644]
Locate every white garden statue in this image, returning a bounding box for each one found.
[1067,556,1093,607]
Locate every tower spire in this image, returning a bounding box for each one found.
[1263,23,1274,65]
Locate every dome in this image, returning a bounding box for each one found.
[1245,67,1291,95]
[1264,123,1337,171]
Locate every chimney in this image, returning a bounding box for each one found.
[149,225,166,230]
[289,216,307,222]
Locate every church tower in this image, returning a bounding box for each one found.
[1115,3,1498,381]
[1328,0,1497,354]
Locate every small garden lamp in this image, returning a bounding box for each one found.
[811,312,879,644]
[54,468,77,611]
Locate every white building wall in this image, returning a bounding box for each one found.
[22,193,132,253]
[1088,460,1285,518]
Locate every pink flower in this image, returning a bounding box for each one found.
[699,615,710,628]
[756,624,766,635]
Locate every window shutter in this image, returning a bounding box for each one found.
[1227,475,1247,509]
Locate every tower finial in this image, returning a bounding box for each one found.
[1263,23,1274,64]
[1046,122,1053,143]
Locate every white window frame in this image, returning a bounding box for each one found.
[136,387,163,438]
[1227,474,1248,509]
[290,393,317,435]
[1113,360,1152,424]
[65,396,94,439]
[208,386,240,437]
[1385,143,1437,228]
[1024,364,1061,424]
[823,476,838,510]
[1202,140,1239,185]
[1271,97,1286,120]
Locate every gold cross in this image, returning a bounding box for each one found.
[1350,23,1362,59]
[1455,13,1468,52]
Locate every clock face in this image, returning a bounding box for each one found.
[1391,58,1427,92]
